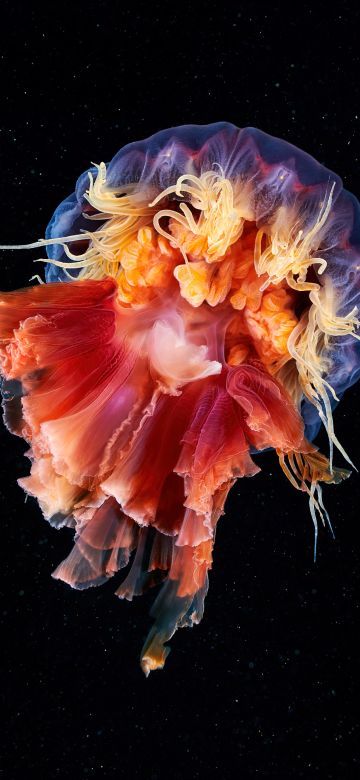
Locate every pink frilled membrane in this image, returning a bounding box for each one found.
[1,123,360,675]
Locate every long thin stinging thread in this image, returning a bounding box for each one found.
[277,451,339,561]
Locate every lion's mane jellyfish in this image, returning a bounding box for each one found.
[1,123,360,674]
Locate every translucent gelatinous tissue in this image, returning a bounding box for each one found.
[1,122,359,674]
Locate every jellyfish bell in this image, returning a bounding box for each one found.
[1,123,359,674]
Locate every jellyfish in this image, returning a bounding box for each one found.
[1,123,359,675]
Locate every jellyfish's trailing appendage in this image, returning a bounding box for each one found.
[1,123,360,673]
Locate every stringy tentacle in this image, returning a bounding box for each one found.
[277,448,351,560]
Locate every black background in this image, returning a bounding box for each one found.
[1,2,360,778]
